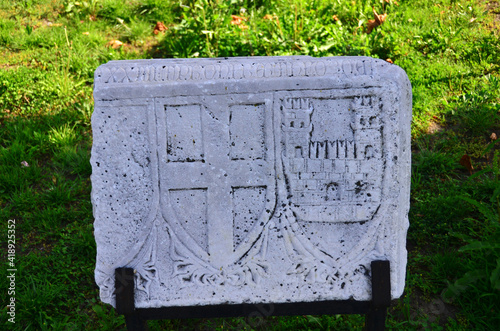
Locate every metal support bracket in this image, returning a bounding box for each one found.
[114,260,392,331]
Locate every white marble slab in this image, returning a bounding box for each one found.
[91,56,411,308]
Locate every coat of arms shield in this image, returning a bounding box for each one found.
[155,94,276,281]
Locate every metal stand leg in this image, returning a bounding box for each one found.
[365,260,391,331]
[124,314,148,331]
[115,268,148,331]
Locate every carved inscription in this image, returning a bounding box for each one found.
[95,58,375,84]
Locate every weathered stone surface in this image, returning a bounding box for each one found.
[92,56,411,308]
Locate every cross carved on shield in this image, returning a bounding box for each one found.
[156,96,276,268]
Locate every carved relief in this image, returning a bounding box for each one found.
[169,221,272,286]
[157,95,276,286]
[281,95,382,223]
[93,57,411,307]
[95,220,161,303]
[274,92,390,285]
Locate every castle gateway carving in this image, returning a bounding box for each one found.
[92,56,411,308]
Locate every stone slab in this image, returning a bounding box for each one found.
[91,56,411,308]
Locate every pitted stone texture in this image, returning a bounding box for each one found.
[92,56,411,308]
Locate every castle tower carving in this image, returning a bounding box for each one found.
[281,95,383,223]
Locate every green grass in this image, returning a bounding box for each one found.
[1,0,499,329]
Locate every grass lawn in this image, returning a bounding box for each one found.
[1,0,499,329]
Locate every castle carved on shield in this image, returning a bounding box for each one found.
[281,95,383,223]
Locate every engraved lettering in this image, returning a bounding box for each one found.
[255,63,264,78]
[342,61,352,75]
[179,65,191,80]
[220,64,230,79]
[139,66,149,81]
[214,64,221,79]
[113,67,127,83]
[166,66,174,80]
[264,63,273,77]
[174,65,181,80]
[204,65,214,79]
[160,66,168,81]
[286,62,293,76]
[101,59,381,84]
[292,61,305,76]
[126,67,139,82]
[315,61,326,76]
[243,63,253,78]
[304,61,314,76]
[154,66,162,81]
[330,61,341,74]
[233,63,244,79]
[192,65,203,80]
[354,61,364,75]
[149,66,156,81]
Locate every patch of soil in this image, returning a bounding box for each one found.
[392,289,459,329]
[426,121,444,134]
[485,1,500,29]
[410,290,458,327]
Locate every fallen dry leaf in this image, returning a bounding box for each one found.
[82,31,89,35]
[231,15,248,26]
[231,15,249,29]
[332,15,339,21]
[263,14,274,20]
[153,21,167,35]
[460,154,474,175]
[491,132,498,141]
[106,39,124,49]
[386,58,393,64]
[366,7,387,34]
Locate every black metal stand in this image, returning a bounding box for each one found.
[115,260,391,331]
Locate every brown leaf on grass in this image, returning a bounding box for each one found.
[366,7,387,34]
[231,15,249,29]
[263,14,274,20]
[153,21,167,35]
[490,132,497,141]
[460,154,474,174]
[332,15,339,21]
[106,39,124,49]
[231,15,247,25]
